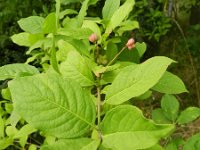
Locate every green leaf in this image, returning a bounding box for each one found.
[102,0,120,20]
[43,13,57,34]
[101,105,174,150]
[183,133,200,150]
[101,62,134,84]
[61,0,80,4]
[67,39,90,57]
[152,71,188,94]
[105,0,135,33]
[106,42,118,62]
[146,144,164,150]
[57,40,77,62]
[152,108,171,124]
[18,16,44,34]
[6,126,18,137]
[0,64,39,81]
[136,90,152,100]
[77,0,90,26]
[60,51,95,86]
[11,32,31,47]
[58,28,93,39]
[0,116,4,138]
[82,20,101,37]
[28,144,37,150]
[105,56,174,105]
[14,124,36,139]
[0,137,13,150]
[1,88,11,100]
[41,138,100,150]
[14,124,37,147]
[59,9,78,19]
[161,94,179,122]
[117,20,139,35]
[8,73,96,138]
[28,33,44,45]
[10,110,21,127]
[177,107,200,124]
[135,42,146,58]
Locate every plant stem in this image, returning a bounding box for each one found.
[172,18,200,106]
[97,83,101,127]
[107,46,126,66]
[50,34,60,73]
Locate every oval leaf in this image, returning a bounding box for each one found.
[183,133,200,150]
[177,107,200,124]
[41,138,99,150]
[102,0,120,20]
[0,64,39,81]
[152,71,188,94]
[161,94,179,122]
[105,0,135,33]
[11,32,31,47]
[8,73,96,138]
[43,13,57,34]
[101,105,174,150]
[18,16,44,34]
[60,51,95,87]
[105,56,175,105]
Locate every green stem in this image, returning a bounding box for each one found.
[107,46,126,66]
[50,34,60,73]
[97,83,101,127]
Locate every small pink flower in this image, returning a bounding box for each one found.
[89,33,98,43]
[126,38,135,50]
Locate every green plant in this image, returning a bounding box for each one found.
[152,94,200,149]
[130,0,172,42]
[0,0,190,149]
[0,0,55,66]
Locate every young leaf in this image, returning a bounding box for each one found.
[82,20,101,37]
[152,108,171,124]
[116,20,139,35]
[43,13,57,34]
[56,40,77,62]
[60,51,95,86]
[0,64,39,81]
[8,73,96,138]
[0,137,13,150]
[59,9,78,19]
[105,0,135,33]
[58,28,93,39]
[41,138,100,150]
[177,107,200,124]
[100,105,174,150]
[102,0,120,20]
[152,71,188,94]
[161,94,179,122]
[18,16,44,34]
[11,32,31,47]
[105,56,174,105]
[106,42,118,62]
[135,42,146,58]
[183,133,200,150]
[14,124,36,139]
[77,0,90,26]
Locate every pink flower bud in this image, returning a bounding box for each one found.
[126,38,135,50]
[89,33,98,43]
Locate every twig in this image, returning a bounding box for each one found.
[107,46,126,66]
[172,18,200,106]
